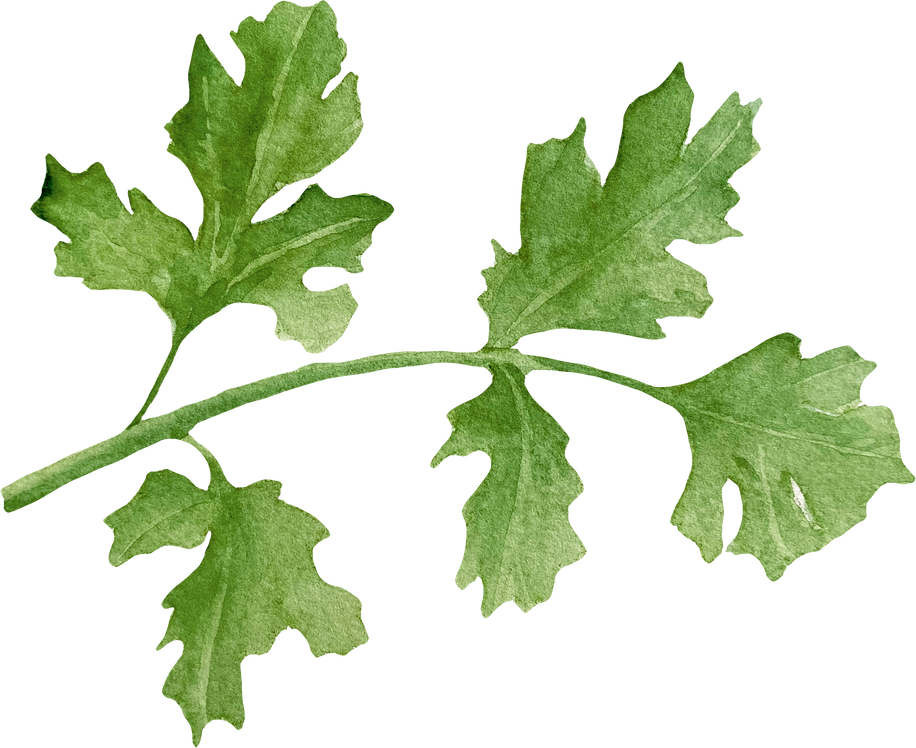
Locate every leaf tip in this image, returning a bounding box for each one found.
[41,151,64,166]
[668,58,687,76]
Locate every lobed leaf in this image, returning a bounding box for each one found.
[664,333,914,579]
[32,1,391,353]
[105,469,366,744]
[32,156,205,331]
[226,185,393,352]
[432,364,585,616]
[482,63,760,348]
[168,0,363,258]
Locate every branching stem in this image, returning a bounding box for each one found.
[126,331,186,429]
[2,348,667,512]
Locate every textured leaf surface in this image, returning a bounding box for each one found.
[105,470,366,744]
[32,1,391,352]
[227,185,392,352]
[483,63,760,348]
[664,333,913,579]
[32,156,203,330]
[168,0,362,250]
[432,364,585,616]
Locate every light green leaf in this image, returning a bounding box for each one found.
[483,63,761,348]
[226,184,392,352]
[663,333,914,580]
[32,156,205,331]
[105,470,366,745]
[32,1,391,353]
[249,276,359,356]
[432,364,585,616]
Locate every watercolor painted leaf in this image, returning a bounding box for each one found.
[482,63,761,348]
[31,156,207,331]
[162,0,384,351]
[221,185,393,352]
[249,276,359,356]
[168,0,361,250]
[32,1,389,353]
[665,333,914,580]
[431,364,585,616]
[105,471,367,745]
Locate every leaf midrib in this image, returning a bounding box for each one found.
[194,517,235,725]
[492,366,533,608]
[493,117,745,347]
[227,216,367,290]
[679,402,893,460]
[193,11,353,317]
[223,10,315,263]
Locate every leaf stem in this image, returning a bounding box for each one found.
[2,348,665,512]
[126,331,186,429]
[181,435,227,489]
[523,354,666,398]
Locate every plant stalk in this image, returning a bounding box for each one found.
[126,331,186,428]
[2,348,665,512]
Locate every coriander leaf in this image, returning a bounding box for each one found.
[482,63,761,348]
[663,333,914,580]
[432,364,585,616]
[105,469,367,745]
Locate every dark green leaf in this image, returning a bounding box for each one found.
[105,469,366,744]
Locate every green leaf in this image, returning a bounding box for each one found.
[168,0,362,251]
[105,469,367,745]
[663,333,914,580]
[225,184,393,352]
[482,63,761,348]
[32,1,391,353]
[32,156,205,331]
[432,364,585,616]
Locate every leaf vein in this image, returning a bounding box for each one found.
[228,216,366,289]
[680,402,891,459]
[496,118,746,346]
